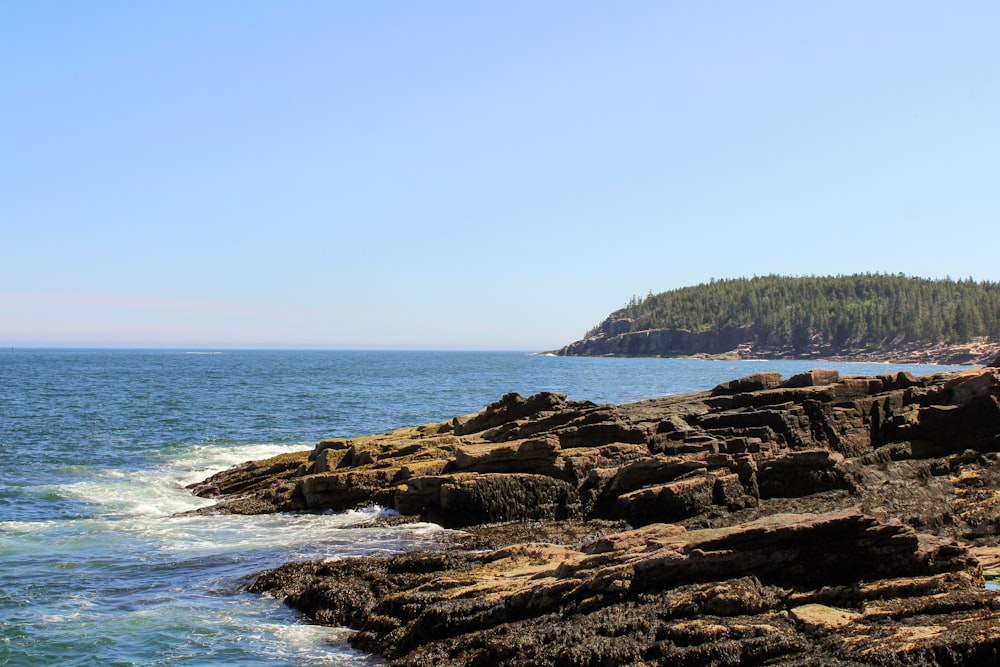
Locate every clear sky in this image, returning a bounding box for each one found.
[2,2,998,350]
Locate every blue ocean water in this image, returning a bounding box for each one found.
[0,349,970,666]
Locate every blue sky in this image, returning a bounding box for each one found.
[2,2,998,350]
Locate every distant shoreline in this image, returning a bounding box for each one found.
[553,341,1000,367]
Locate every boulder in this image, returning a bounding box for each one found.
[711,372,784,395]
[452,392,567,436]
[613,473,716,526]
[312,446,348,473]
[309,438,348,461]
[446,435,562,476]
[712,472,758,510]
[600,455,707,497]
[949,370,1000,406]
[781,369,840,388]
[299,469,395,511]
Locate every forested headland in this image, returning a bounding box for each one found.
[556,274,1000,363]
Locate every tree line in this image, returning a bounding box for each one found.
[588,274,1000,351]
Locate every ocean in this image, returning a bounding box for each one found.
[0,349,971,666]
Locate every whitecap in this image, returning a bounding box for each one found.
[170,441,313,488]
[57,474,215,518]
[52,441,315,520]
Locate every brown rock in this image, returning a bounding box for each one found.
[437,473,581,528]
[193,369,1000,539]
[756,450,851,499]
[711,372,784,395]
[312,447,347,473]
[790,602,860,630]
[452,391,568,436]
[614,473,716,526]
[782,369,840,388]
[447,435,562,476]
[299,469,394,511]
[601,455,708,496]
[309,438,348,461]
[250,511,992,666]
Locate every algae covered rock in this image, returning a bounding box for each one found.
[251,511,998,666]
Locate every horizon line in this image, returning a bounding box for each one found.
[3,345,548,353]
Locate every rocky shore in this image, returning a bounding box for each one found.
[192,357,1000,665]
[551,325,1000,366]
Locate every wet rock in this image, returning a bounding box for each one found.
[435,473,582,528]
[300,469,395,512]
[757,450,851,499]
[250,511,996,666]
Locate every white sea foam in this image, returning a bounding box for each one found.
[13,434,443,666]
[44,439,448,573]
[171,441,314,488]
[142,507,446,561]
[169,586,382,665]
[58,473,215,517]
[54,441,316,520]
[276,632,381,665]
[39,611,84,623]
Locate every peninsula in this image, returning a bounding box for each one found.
[192,356,1000,665]
[552,274,1000,365]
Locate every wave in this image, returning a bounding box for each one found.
[170,441,315,488]
[52,442,314,518]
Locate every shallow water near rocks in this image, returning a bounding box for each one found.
[0,349,970,665]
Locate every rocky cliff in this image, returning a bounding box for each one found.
[192,366,1000,665]
[555,324,758,358]
[553,322,1000,365]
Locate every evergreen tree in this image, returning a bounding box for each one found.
[585,274,1000,350]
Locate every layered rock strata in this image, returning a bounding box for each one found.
[192,366,1000,665]
[553,328,1000,366]
[251,512,998,666]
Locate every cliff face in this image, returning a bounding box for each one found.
[194,366,1000,665]
[554,322,1000,364]
[555,324,756,357]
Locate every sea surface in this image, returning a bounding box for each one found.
[0,349,972,666]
